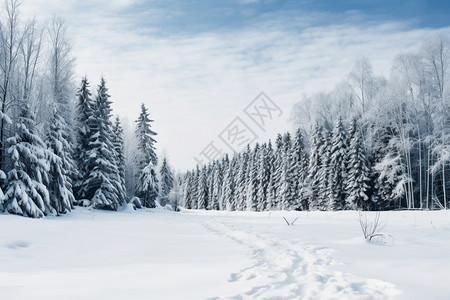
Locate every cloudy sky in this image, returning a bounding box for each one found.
[21,0,450,171]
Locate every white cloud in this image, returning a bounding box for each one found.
[19,0,450,171]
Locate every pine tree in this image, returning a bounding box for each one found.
[329,117,348,210]
[197,166,208,209]
[3,104,53,218]
[135,103,159,207]
[223,157,237,211]
[266,173,276,210]
[85,78,124,210]
[246,144,260,211]
[235,145,250,211]
[191,166,200,209]
[345,119,371,209]
[183,171,193,209]
[135,103,158,169]
[46,107,75,215]
[317,127,331,210]
[307,124,323,210]
[272,135,284,209]
[279,133,295,210]
[291,128,308,210]
[218,155,229,210]
[159,156,174,206]
[257,143,271,211]
[211,163,222,210]
[112,116,127,204]
[137,162,159,208]
[207,162,216,210]
[74,77,95,200]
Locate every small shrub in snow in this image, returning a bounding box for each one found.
[283,216,299,226]
[359,212,392,244]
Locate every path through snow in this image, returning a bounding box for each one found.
[202,217,399,300]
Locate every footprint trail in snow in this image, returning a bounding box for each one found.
[203,220,399,300]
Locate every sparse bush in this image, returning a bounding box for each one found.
[359,212,392,244]
[283,216,299,226]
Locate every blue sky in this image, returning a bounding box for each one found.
[21,0,450,170]
[122,0,450,34]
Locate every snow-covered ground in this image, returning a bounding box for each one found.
[0,207,449,300]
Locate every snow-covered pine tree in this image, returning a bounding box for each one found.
[246,144,260,211]
[223,157,237,211]
[291,128,308,210]
[329,117,348,210]
[207,162,215,210]
[182,171,193,209]
[137,161,159,208]
[73,77,95,200]
[3,104,53,218]
[159,156,174,206]
[317,127,331,210]
[112,116,128,204]
[46,107,75,215]
[257,143,271,211]
[191,166,200,209]
[345,119,371,209]
[218,154,229,210]
[135,103,159,207]
[279,133,296,210]
[85,78,124,210]
[211,163,222,210]
[272,135,284,209]
[135,103,158,169]
[197,166,208,209]
[234,150,247,211]
[307,124,323,210]
[266,172,276,210]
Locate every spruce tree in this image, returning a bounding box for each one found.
[346,119,371,209]
[257,143,270,211]
[272,136,284,209]
[137,162,159,208]
[3,104,53,218]
[218,155,229,210]
[266,172,276,210]
[85,78,124,210]
[135,103,158,169]
[46,107,75,215]
[307,124,323,210]
[159,156,174,206]
[246,144,260,211]
[235,149,248,211]
[183,171,193,209]
[135,103,159,207]
[74,77,95,200]
[317,128,332,210]
[112,116,127,203]
[223,157,237,211]
[291,129,308,210]
[197,166,208,209]
[279,134,295,210]
[329,117,348,210]
[211,163,222,210]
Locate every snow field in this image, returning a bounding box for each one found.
[1,208,450,299]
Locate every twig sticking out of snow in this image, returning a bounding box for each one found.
[283,217,299,226]
[359,212,392,244]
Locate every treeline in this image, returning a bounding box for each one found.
[179,35,450,212]
[179,120,374,211]
[0,1,172,218]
